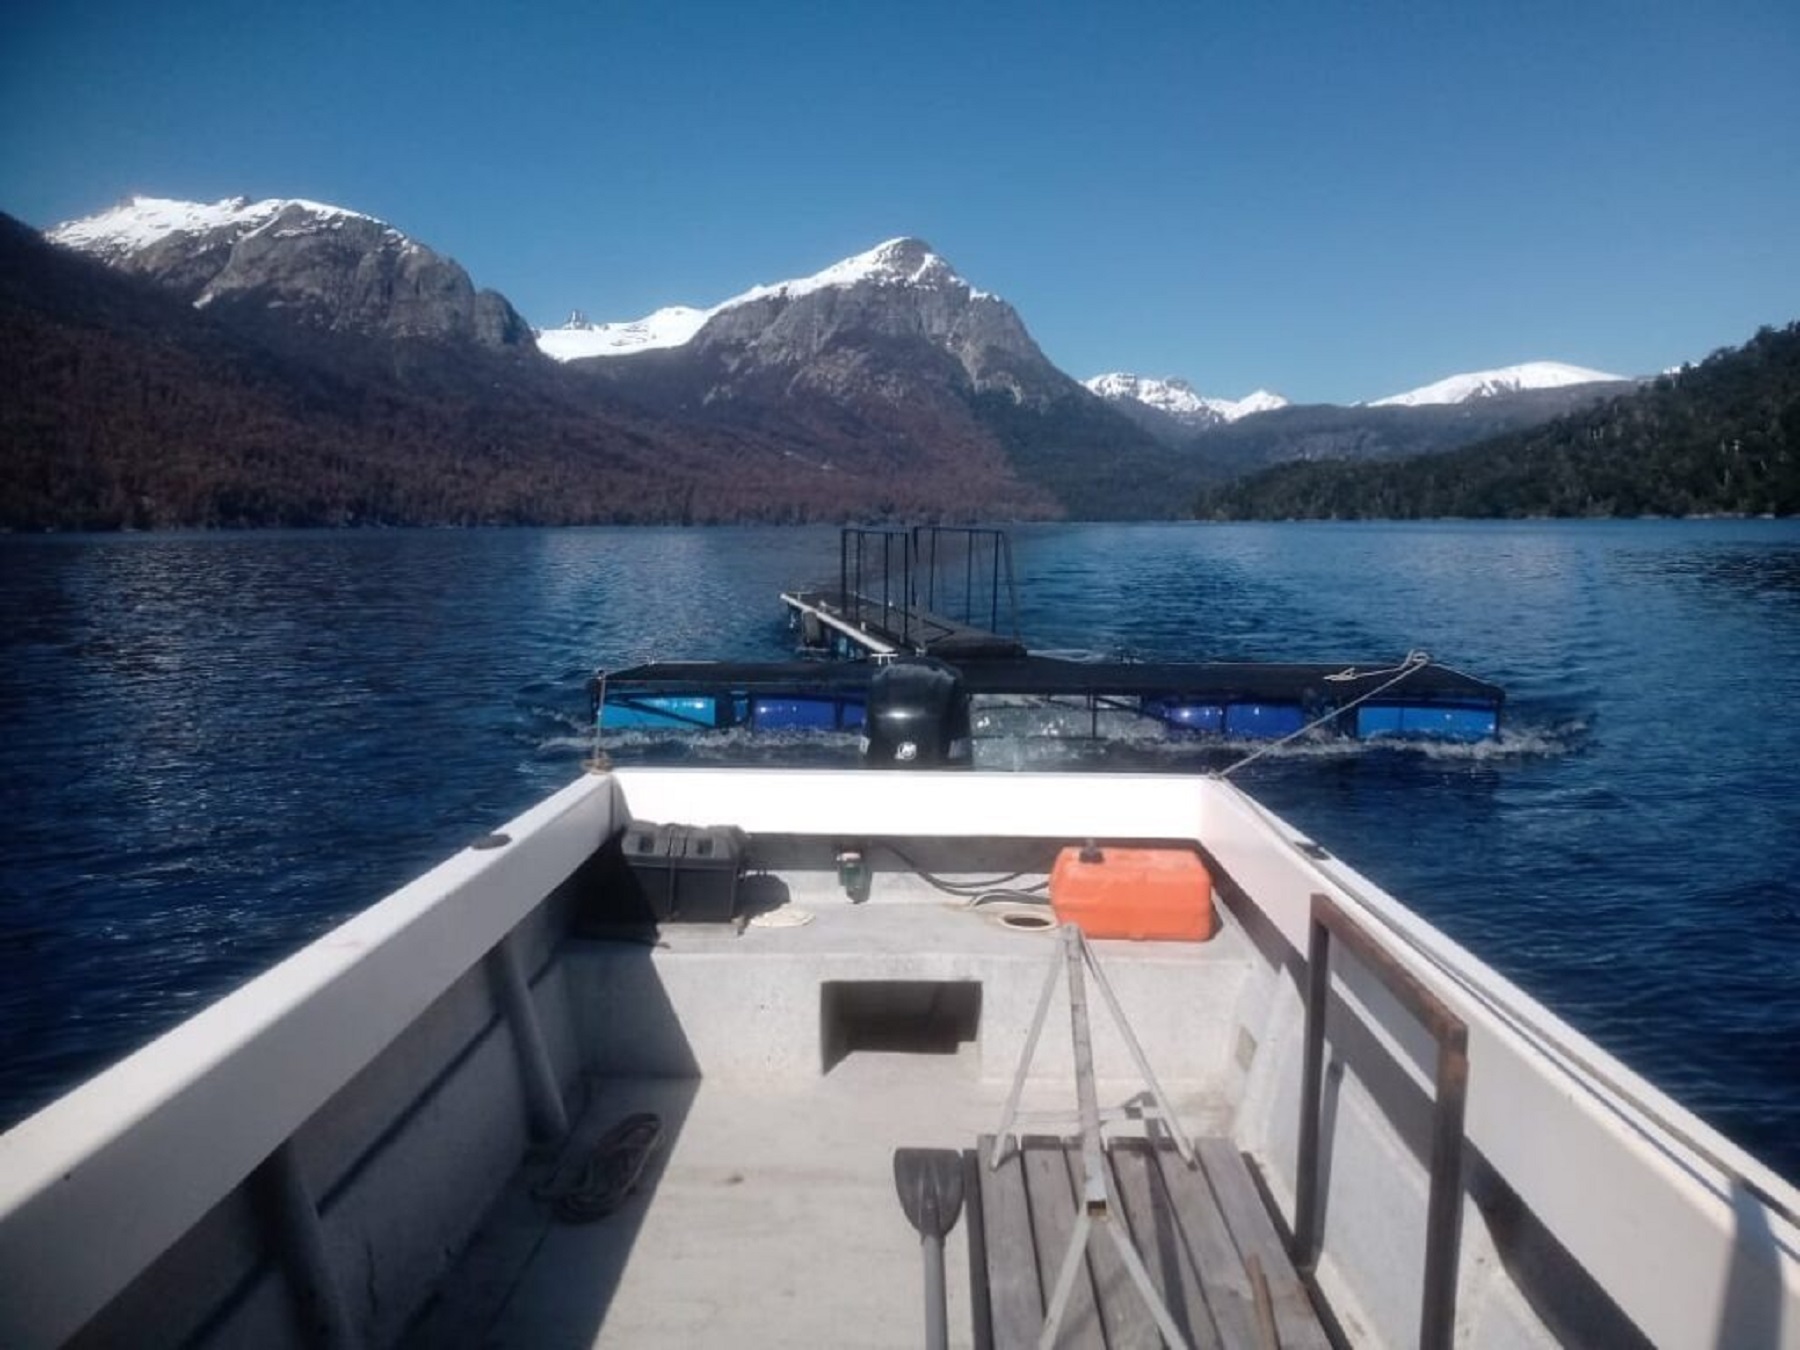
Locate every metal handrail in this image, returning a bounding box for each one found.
[839,528,911,647]
[1294,890,1469,1350]
[909,526,1020,639]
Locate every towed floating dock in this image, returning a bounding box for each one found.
[597,527,1504,744]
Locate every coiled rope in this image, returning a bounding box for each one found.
[533,1110,663,1223]
[1215,650,1432,779]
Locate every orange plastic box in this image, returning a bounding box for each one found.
[1049,845,1216,942]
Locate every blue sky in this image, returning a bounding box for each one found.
[3,0,1796,403]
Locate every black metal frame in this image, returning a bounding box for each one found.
[839,528,913,646]
[1294,891,1469,1350]
[835,527,1022,654]
[911,526,1020,640]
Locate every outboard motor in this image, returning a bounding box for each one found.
[861,658,972,768]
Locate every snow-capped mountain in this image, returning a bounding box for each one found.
[539,237,998,359]
[550,234,1166,512]
[47,195,391,263]
[1085,373,1288,428]
[47,195,530,348]
[1370,361,1626,408]
[553,237,1079,411]
[538,238,988,362]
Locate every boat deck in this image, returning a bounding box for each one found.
[977,1135,1329,1349]
[402,1070,1325,1349]
[402,860,1273,1348]
[401,1061,1011,1348]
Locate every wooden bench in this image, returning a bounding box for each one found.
[970,1134,1330,1350]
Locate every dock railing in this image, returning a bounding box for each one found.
[839,528,914,647]
[836,526,1021,653]
[910,526,1020,643]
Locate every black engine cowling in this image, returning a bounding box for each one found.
[861,658,971,768]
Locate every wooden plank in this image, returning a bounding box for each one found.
[1195,1138,1331,1350]
[1022,1136,1105,1350]
[1107,1139,1220,1350]
[1063,1142,1161,1349]
[977,1135,1044,1350]
[1151,1144,1265,1349]
[964,1149,994,1350]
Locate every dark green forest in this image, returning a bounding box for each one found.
[1195,323,1800,520]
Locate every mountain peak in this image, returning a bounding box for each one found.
[46,192,527,348]
[733,236,984,307]
[1086,372,1289,426]
[868,236,935,272]
[48,194,391,261]
[538,237,991,362]
[1370,360,1626,407]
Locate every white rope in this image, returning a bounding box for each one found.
[1322,648,1432,683]
[1214,650,1432,779]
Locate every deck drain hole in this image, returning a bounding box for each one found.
[998,911,1056,932]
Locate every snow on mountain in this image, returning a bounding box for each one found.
[1085,373,1289,425]
[47,194,527,348]
[1370,361,1625,407]
[732,237,991,306]
[1208,388,1289,421]
[48,194,399,261]
[536,306,711,360]
[536,237,989,362]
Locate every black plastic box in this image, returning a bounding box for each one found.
[616,821,746,923]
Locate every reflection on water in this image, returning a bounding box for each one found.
[2,519,1798,1182]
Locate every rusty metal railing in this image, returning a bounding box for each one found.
[1293,891,1469,1350]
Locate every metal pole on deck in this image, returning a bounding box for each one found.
[993,927,1192,1349]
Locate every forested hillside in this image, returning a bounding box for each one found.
[0,217,1054,529]
[1195,324,1800,519]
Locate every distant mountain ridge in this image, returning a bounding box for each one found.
[15,192,1685,526]
[1,212,1055,527]
[1083,359,1633,479]
[1370,360,1627,407]
[1084,373,1288,434]
[1196,324,1800,520]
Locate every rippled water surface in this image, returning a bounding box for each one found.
[3,521,1797,1180]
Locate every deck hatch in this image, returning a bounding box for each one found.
[820,980,982,1072]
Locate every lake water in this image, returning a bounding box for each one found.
[2,521,1797,1181]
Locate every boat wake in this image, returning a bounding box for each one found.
[535,713,1587,772]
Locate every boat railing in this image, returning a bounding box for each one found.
[0,773,621,1350]
[1294,891,1469,1350]
[1200,774,1800,1350]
